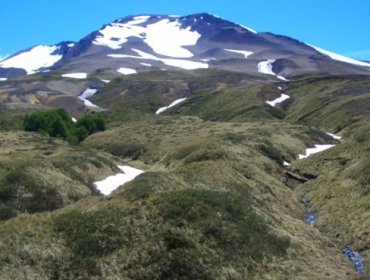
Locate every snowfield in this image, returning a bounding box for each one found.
[62,72,87,79]
[298,144,335,159]
[156,98,187,114]
[309,44,370,67]
[78,88,99,108]
[265,94,290,107]
[257,60,288,81]
[140,63,152,67]
[108,49,208,70]
[94,17,201,58]
[94,165,144,195]
[258,59,276,75]
[117,67,137,75]
[0,78,7,81]
[224,49,254,58]
[326,132,342,140]
[0,45,63,74]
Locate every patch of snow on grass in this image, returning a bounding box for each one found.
[298,144,335,159]
[156,98,187,114]
[100,79,111,83]
[0,45,63,74]
[71,117,77,123]
[78,88,99,108]
[283,161,291,166]
[309,44,370,67]
[225,49,254,58]
[265,94,290,107]
[94,18,201,58]
[94,165,144,195]
[326,132,342,140]
[108,49,208,70]
[117,67,137,75]
[62,72,87,79]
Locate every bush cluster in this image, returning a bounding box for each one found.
[23,109,105,143]
[0,169,64,220]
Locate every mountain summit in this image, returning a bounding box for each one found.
[1,13,369,80]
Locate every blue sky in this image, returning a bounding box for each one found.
[1,0,370,60]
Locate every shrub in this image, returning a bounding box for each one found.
[54,208,126,257]
[0,203,17,220]
[258,143,283,163]
[0,184,16,200]
[105,142,146,159]
[24,109,106,143]
[76,115,106,134]
[154,189,289,258]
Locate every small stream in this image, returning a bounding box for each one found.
[301,197,317,227]
[301,197,367,277]
[343,247,366,277]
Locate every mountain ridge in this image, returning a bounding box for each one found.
[1,13,369,80]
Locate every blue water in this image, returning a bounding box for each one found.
[343,247,366,276]
[301,197,317,226]
[305,212,317,226]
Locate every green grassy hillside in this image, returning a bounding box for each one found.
[0,70,368,279]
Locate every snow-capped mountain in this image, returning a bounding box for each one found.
[0,42,74,77]
[1,13,369,80]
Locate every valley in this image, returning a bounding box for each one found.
[0,13,369,279]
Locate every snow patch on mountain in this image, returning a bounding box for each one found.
[200,58,216,62]
[156,98,187,114]
[0,45,63,74]
[258,60,288,81]
[258,59,276,75]
[238,24,258,34]
[140,62,152,67]
[309,44,370,67]
[62,72,87,79]
[117,67,137,75]
[265,94,290,107]
[298,144,335,159]
[326,132,342,140]
[0,78,7,81]
[108,49,208,70]
[225,49,254,58]
[94,17,201,58]
[94,165,144,195]
[78,88,99,108]
[144,19,201,58]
